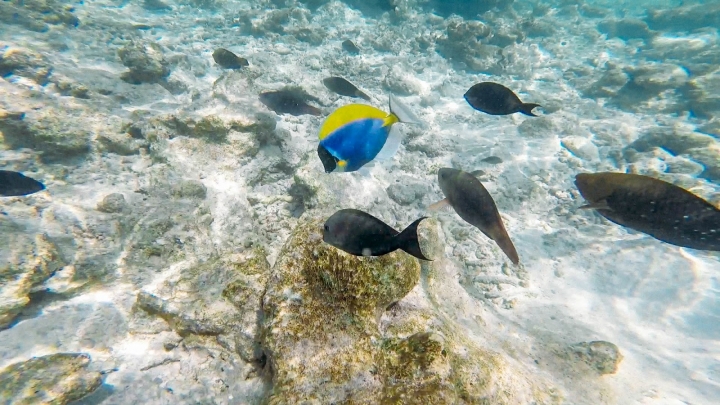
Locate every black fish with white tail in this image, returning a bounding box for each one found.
[259,88,322,116]
[0,170,45,197]
[323,77,371,101]
[575,172,720,251]
[323,209,431,260]
[431,168,519,265]
[464,82,541,117]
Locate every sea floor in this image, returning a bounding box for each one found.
[1,0,719,404]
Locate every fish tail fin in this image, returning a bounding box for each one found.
[357,90,372,101]
[496,235,520,265]
[389,94,422,126]
[397,217,431,261]
[518,103,541,117]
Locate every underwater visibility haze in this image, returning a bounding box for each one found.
[1,0,720,404]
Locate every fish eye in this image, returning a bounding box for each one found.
[323,225,329,231]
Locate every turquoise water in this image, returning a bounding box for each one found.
[0,1,719,404]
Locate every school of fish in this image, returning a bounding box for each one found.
[3,41,719,275]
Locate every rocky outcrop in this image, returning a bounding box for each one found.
[0,353,102,404]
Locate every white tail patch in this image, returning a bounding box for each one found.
[375,125,402,162]
[428,198,451,212]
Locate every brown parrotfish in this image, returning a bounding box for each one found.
[259,88,322,116]
[323,77,371,101]
[431,168,520,265]
[575,172,720,251]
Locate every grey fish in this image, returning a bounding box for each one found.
[323,208,430,260]
[575,172,720,251]
[342,39,360,55]
[464,82,541,117]
[259,88,322,116]
[0,170,45,197]
[432,168,519,265]
[481,156,503,164]
[323,77,371,101]
[212,48,249,69]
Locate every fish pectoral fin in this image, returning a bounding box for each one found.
[428,198,451,211]
[579,200,612,211]
[389,94,423,126]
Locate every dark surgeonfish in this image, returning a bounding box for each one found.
[0,170,45,197]
[323,208,431,260]
[431,168,519,265]
[323,77,371,101]
[259,87,322,116]
[575,172,720,251]
[212,48,249,69]
[464,82,541,117]
[342,39,360,55]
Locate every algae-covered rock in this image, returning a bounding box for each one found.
[0,0,79,32]
[171,179,207,199]
[259,216,558,404]
[96,193,130,214]
[97,131,146,155]
[118,40,170,84]
[261,217,421,403]
[0,107,92,162]
[567,341,623,375]
[597,18,654,41]
[436,16,505,74]
[378,332,457,404]
[0,45,53,85]
[149,114,238,142]
[645,3,720,32]
[0,353,101,404]
[136,250,269,364]
[681,144,720,182]
[0,233,66,329]
[51,74,90,98]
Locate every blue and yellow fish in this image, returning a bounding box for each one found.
[317,95,421,173]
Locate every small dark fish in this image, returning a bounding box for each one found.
[323,208,430,260]
[342,39,360,55]
[470,169,486,177]
[259,88,322,116]
[464,82,541,117]
[0,170,45,197]
[212,48,249,69]
[322,77,371,101]
[481,156,503,165]
[575,172,720,251]
[432,168,519,265]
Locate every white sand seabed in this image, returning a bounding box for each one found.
[1,0,719,404]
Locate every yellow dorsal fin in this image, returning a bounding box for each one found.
[319,104,392,140]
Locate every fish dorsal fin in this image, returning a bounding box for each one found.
[319,104,387,140]
[388,94,422,126]
[374,125,403,162]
